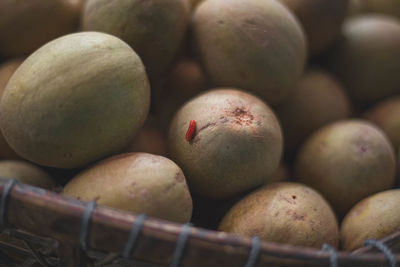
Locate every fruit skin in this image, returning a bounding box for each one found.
[364,96,400,152]
[294,120,396,217]
[0,160,56,189]
[82,0,190,81]
[330,15,400,105]
[0,59,24,159]
[0,0,80,58]
[219,182,339,248]
[191,0,306,105]
[279,0,348,55]
[341,189,400,251]
[0,32,150,169]
[168,89,283,198]
[277,68,351,154]
[63,153,193,223]
[349,0,400,18]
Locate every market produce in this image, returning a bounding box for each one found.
[364,96,400,151]
[279,0,348,55]
[219,182,339,248]
[0,59,23,159]
[0,32,150,168]
[63,153,193,223]
[330,15,400,105]
[295,120,396,217]
[349,0,400,18]
[277,68,351,155]
[82,0,190,81]
[341,189,400,251]
[0,0,80,58]
[168,89,282,198]
[191,0,306,105]
[0,160,55,189]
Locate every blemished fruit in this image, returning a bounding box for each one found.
[219,182,339,248]
[294,120,396,217]
[0,59,24,159]
[341,189,400,251]
[63,153,193,223]
[277,68,351,154]
[330,15,400,105]
[364,96,400,151]
[0,32,150,168]
[154,58,209,132]
[0,160,56,189]
[279,0,349,55]
[0,0,80,58]
[168,89,283,198]
[191,0,306,105]
[82,0,190,81]
[349,0,400,18]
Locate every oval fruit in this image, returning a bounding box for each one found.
[0,32,150,168]
[168,89,283,198]
[219,182,339,248]
[294,120,396,217]
[63,153,193,223]
[191,0,306,105]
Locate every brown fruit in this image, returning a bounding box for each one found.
[0,32,150,168]
[63,153,193,223]
[341,189,400,251]
[219,182,339,248]
[0,0,80,57]
[277,68,351,154]
[294,120,396,217]
[279,0,349,55]
[168,89,282,198]
[0,160,56,189]
[364,96,400,152]
[330,15,400,105]
[0,59,23,159]
[82,0,190,80]
[191,0,306,105]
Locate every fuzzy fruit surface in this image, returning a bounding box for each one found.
[219,182,339,249]
[191,0,306,105]
[63,152,193,223]
[341,189,400,251]
[0,32,150,168]
[294,120,396,218]
[168,89,282,198]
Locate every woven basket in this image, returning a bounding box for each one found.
[0,178,399,267]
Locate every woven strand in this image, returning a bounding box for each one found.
[244,236,261,267]
[122,213,147,258]
[0,178,17,228]
[321,243,338,267]
[79,201,97,251]
[363,239,397,267]
[170,223,193,267]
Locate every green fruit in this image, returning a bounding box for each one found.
[191,0,306,105]
[294,120,396,217]
[82,0,190,80]
[219,182,339,248]
[279,0,349,55]
[364,96,400,151]
[168,89,283,198]
[63,153,193,223]
[330,15,400,105]
[0,32,150,168]
[0,160,55,189]
[341,189,400,251]
[277,68,351,154]
[0,0,80,57]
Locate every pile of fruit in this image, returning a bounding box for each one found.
[0,0,399,256]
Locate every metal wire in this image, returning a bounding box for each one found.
[170,223,193,267]
[79,201,97,251]
[321,243,338,267]
[0,178,17,229]
[363,239,397,267]
[244,236,261,267]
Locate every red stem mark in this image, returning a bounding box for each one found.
[185,120,196,142]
